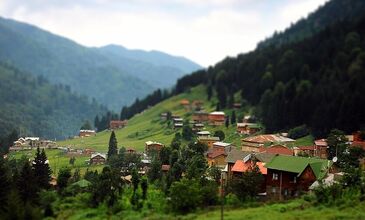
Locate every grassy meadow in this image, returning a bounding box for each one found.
[8,148,103,175]
[57,85,243,152]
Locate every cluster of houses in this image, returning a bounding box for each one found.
[141,128,365,200]
[10,137,57,151]
[78,120,128,138]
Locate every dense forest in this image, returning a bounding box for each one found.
[119,0,365,138]
[0,62,107,143]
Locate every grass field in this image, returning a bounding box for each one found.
[8,148,103,175]
[57,85,244,152]
[181,199,365,220]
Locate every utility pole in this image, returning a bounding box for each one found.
[220,172,224,220]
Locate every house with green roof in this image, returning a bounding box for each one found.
[265,155,332,200]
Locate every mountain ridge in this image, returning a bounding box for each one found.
[0,16,201,110]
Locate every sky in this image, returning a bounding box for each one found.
[0,0,328,67]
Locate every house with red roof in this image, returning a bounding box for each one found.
[259,144,294,155]
[208,111,226,126]
[206,146,228,167]
[241,134,295,152]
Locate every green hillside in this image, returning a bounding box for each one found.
[0,63,106,140]
[58,85,243,152]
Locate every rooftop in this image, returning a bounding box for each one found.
[265,155,331,179]
[242,134,295,144]
[213,142,231,147]
[198,136,220,141]
[210,111,225,115]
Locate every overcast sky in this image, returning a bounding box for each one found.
[0,0,328,66]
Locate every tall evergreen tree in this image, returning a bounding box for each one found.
[33,147,51,189]
[0,159,11,212]
[17,162,38,203]
[231,110,236,125]
[107,131,118,160]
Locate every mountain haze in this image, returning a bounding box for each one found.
[0,62,107,140]
[0,17,201,110]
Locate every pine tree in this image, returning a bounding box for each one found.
[33,147,51,189]
[231,110,236,125]
[141,177,148,200]
[0,159,11,212]
[107,131,118,160]
[17,162,38,203]
[225,116,229,128]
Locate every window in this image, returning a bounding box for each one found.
[293,176,297,183]
[272,187,276,193]
[272,173,279,180]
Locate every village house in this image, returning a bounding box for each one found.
[314,139,328,159]
[126,148,136,154]
[192,111,209,122]
[192,123,204,132]
[197,131,211,138]
[259,144,294,156]
[351,131,365,151]
[233,103,242,109]
[225,149,275,180]
[236,123,261,135]
[293,146,316,157]
[145,141,164,153]
[161,164,171,174]
[192,100,204,111]
[198,136,220,148]
[213,141,232,150]
[174,123,183,129]
[180,99,190,110]
[206,146,228,167]
[208,111,226,126]
[241,134,295,152]
[109,120,128,129]
[265,155,331,200]
[79,130,96,137]
[89,153,106,165]
[160,112,168,120]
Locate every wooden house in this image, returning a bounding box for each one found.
[192,123,204,132]
[192,100,204,111]
[206,146,227,167]
[314,139,328,159]
[236,123,261,135]
[208,111,226,126]
[241,134,295,152]
[145,141,164,153]
[258,144,294,156]
[265,155,331,200]
[109,120,128,129]
[174,123,183,129]
[198,136,220,148]
[79,130,96,137]
[192,111,209,122]
[293,146,316,157]
[90,153,106,165]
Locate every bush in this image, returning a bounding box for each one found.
[288,125,309,139]
[225,193,241,206]
[169,178,202,213]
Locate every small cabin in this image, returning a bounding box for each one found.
[90,153,106,165]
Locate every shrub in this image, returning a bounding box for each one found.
[288,125,309,139]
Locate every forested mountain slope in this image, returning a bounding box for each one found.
[110,0,360,138]
[257,0,365,49]
[0,63,107,140]
[0,17,201,110]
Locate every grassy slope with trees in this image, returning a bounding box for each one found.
[58,85,247,151]
[0,63,107,141]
